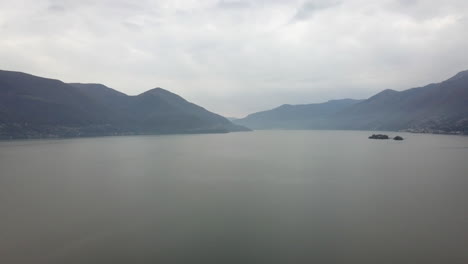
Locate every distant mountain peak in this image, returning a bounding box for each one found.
[149,87,164,91]
[367,88,398,100]
[148,87,168,92]
[140,88,186,104]
[277,104,292,109]
[447,69,468,82]
[381,88,398,94]
[143,87,175,96]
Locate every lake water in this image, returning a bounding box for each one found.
[1,130,467,264]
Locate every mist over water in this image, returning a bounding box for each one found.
[1,131,467,264]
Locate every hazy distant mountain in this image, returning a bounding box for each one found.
[72,84,247,133]
[0,70,248,139]
[235,99,363,129]
[330,70,468,133]
[235,70,468,134]
[0,71,109,128]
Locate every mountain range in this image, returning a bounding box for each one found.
[1,69,467,139]
[234,70,468,134]
[0,70,248,139]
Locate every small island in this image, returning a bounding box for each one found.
[369,134,389,139]
[368,134,404,140]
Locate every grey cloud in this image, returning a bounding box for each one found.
[48,4,66,12]
[387,0,468,20]
[292,0,342,21]
[216,0,251,9]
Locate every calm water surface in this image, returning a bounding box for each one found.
[0,130,467,264]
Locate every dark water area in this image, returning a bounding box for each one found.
[1,131,467,264]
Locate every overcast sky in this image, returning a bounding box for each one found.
[1,0,468,116]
